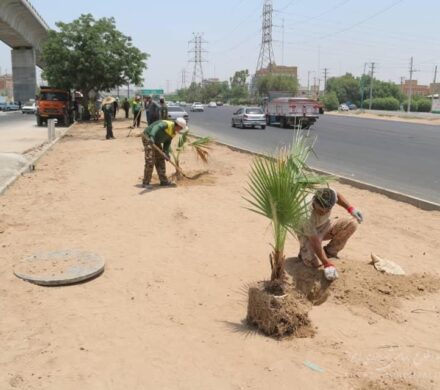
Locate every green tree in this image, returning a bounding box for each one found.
[321,91,339,111]
[326,73,360,105]
[41,14,148,115]
[229,69,249,102]
[256,74,298,97]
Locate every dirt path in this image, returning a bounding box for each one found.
[1,119,439,389]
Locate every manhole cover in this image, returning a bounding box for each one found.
[14,250,105,286]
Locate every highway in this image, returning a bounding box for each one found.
[188,106,440,204]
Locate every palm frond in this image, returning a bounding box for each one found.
[189,136,213,164]
[244,130,330,254]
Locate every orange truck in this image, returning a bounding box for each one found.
[36,86,74,126]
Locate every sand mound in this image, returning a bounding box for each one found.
[247,281,315,339]
[287,258,440,319]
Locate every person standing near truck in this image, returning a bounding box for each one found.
[102,96,115,139]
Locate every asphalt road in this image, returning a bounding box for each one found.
[188,106,440,204]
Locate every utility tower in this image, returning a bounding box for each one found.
[407,57,418,113]
[368,62,375,110]
[322,68,329,91]
[188,33,207,84]
[256,0,275,72]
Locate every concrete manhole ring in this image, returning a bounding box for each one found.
[14,250,105,286]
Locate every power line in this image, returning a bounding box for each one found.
[256,0,276,72]
[285,0,404,47]
[188,33,208,84]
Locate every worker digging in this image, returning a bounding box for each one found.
[298,188,363,281]
[141,117,188,189]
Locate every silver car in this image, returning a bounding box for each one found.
[167,105,189,122]
[231,107,266,129]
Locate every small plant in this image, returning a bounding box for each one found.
[170,131,213,179]
[245,131,328,291]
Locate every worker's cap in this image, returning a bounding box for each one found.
[135,95,141,100]
[174,117,188,130]
[313,188,336,209]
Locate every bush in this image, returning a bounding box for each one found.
[365,97,400,111]
[321,92,339,111]
[416,98,431,112]
[403,100,418,112]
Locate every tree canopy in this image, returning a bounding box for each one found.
[255,74,299,96]
[326,73,404,106]
[41,14,148,98]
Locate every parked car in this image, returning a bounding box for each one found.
[231,107,266,129]
[216,101,224,106]
[3,102,20,111]
[167,105,189,122]
[179,101,187,106]
[0,102,6,111]
[190,102,204,112]
[22,101,37,114]
[339,104,349,111]
[208,101,217,107]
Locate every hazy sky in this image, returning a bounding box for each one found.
[1,0,439,91]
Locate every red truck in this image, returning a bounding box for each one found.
[36,86,74,126]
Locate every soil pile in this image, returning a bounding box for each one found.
[287,257,440,319]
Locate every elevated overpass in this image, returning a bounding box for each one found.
[0,0,49,102]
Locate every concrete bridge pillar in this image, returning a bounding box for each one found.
[12,46,36,103]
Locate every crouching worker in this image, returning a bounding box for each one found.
[298,188,363,280]
[141,117,187,189]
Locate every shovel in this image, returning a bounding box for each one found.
[151,143,195,180]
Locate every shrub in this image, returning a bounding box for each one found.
[321,92,339,111]
[365,97,400,111]
[416,98,431,112]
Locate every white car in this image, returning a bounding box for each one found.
[339,104,349,111]
[167,105,189,122]
[190,102,204,112]
[22,101,37,114]
[208,101,217,107]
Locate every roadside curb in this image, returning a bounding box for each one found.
[190,131,440,212]
[0,122,76,196]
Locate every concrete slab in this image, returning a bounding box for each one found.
[0,152,28,183]
[13,250,105,286]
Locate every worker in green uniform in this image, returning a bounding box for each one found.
[132,96,142,128]
[158,97,168,120]
[141,117,187,189]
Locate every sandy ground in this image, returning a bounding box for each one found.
[326,110,440,126]
[1,118,440,390]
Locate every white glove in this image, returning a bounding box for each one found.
[324,266,339,281]
[349,208,363,223]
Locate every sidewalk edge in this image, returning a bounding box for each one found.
[0,122,76,196]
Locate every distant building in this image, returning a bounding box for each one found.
[400,80,430,97]
[429,82,440,95]
[202,78,220,86]
[255,64,298,79]
[0,73,14,100]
